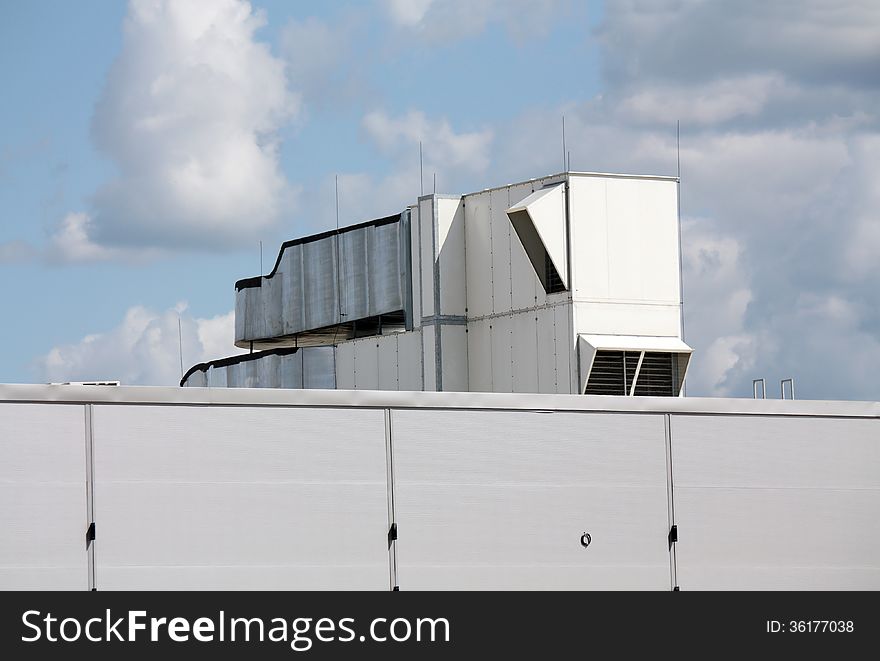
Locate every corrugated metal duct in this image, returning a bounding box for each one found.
[234,213,412,349]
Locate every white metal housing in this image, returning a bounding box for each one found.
[1,384,877,591]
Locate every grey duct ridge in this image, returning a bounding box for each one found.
[420,314,468,326]
[180,346,305,387]
[235,212,403,291]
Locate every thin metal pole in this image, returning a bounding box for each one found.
[419,142,424,196]
[335,175,340,230]
[177,316,184,380]
[676,120,687,397]
[259,240,263,274]
[562,116,567,172]
[433,172,436,194]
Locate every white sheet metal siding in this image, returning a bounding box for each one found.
[464,191,493,318]
[91,405,390,590]
[437,197,466,316]
[671,415,880,590]
[397,330,423,391]
[508,181,543,310]
[391,409,671,590]
[490,188,513,315]
[439,324,468,392]
[353,338,380,390]
[0,385,877,591]
[0,403,88,590]
[466,317,493,392]
[511,311,539,392]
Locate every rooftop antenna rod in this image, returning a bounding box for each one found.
[259,240,263,274]
[433,172,436,194]
[419,141,424,196]
[676,120,687,397]
[567,150,571,172]
[177,315,184,381]
[333,174,344,345]
[562,115,567,172]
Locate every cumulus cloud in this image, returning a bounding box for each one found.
[363,109,493,173]
[51,0,298,261]
[382,0,568,42]
[36,304,243,386]
[482,0,880,399]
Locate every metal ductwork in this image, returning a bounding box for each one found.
[234,213,412,350]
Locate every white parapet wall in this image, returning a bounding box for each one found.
[1,384,878,591]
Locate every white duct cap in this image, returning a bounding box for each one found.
[506,184,567,291]
[578,334,693,396]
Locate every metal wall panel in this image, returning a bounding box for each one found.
[281,243,306,334]
[335,342,355,390]
[302,236,340,333]
[339,228,370,321]
[207,365,227,388]
[280,352,304,389]
[377,335,399,391]
[490,315,513,393]
[490,188,513,314]
[467,318,493,392]
[672,415,880,590]
[354,338,380,390]
[0,403,88,590]
[396,330,423,392]
[511,311,538,392]
[437,197,466,316]
[554,303,573,394]
[409,206,422,328]
[536,306,558,393]
[464,191,493,317]
[302,347,336,389]
[92,405,390,590]
[439,325,468,392]
[391,409,671,590]
[418,198,435,318]
[422,325,437,392]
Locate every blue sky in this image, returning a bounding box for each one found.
[1,1,879,400]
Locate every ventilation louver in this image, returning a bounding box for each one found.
[578,335,692,397]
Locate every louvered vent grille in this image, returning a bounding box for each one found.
[584,350,687,397]
[544,253,566,293]
[632,352,674,397]
[583,350,641,395]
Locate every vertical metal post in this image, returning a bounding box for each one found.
[752,378,766,399]
[84,404,97,591]
[384,409,399,590]
[781,378,795,400]
[664,413,678,591]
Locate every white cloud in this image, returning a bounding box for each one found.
[383,0,434,27]
[381,0,567,42]
[363,109,493,172]
[618,74,788,126]
[52,0,298,260]
[36,303,243,386]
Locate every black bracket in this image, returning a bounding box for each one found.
[387,522,397,549]
[86,522,96,548]
[668,524,678,549]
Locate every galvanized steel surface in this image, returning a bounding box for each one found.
[235,216,409,348]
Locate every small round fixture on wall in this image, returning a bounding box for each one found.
[580,532,592,548]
